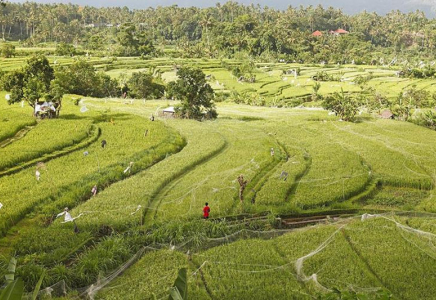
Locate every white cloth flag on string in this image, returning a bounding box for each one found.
[57,209,83,223]
[124,162,134,174]
[361,213,379,222]
[130,205,142,215]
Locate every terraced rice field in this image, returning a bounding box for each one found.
[2,58,436,299]
[5,57,436,106]
[99,215,436,299]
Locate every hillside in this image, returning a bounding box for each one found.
[1,57,436,299]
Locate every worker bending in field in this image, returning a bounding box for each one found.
[203,202,210,219]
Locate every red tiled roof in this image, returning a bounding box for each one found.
[312,30,323,37]
[335,28,349,34]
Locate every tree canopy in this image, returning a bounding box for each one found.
[55,43,77,56]
[2,54,57,116]
[322,89,361,122]
[0,3,433,63]
[167,67,217,120]
[52,60,120,98]
[1,56,121,117]
[115,23,157,57]
[0,43,15,58]
[126,72,165,99]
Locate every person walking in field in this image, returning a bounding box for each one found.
[203,202,210,219]
[237,174,248,202]
[35,170,41,181]
[270,147,275,157]
[91,185,97,197]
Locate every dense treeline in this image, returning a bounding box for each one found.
[0,56,216,120]
[0,2,435,63]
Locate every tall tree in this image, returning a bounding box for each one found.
[3,54,57,116]
[322,89,361,122]
[167,67,217,120]
[127,72,164,99]
[52,60,119,98]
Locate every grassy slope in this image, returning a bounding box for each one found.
[0,91,36,142]
[3,57,436,298]
[97,215,436,299]
[0,99,182,236]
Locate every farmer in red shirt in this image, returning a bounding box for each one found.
[203,202,210,219]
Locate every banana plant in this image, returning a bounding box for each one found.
[0,258,23,300]
[169,268,187,300]
[0,258,45,300]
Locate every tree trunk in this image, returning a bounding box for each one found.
[56,101,62,117]
[1,23,5,41]
[31,104,36,117]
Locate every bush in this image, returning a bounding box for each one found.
[126,72,165,99]
[55,43,77,56]
[0,43,15,58]
[52,60,120,98]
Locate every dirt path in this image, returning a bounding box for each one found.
[0,125,35,148]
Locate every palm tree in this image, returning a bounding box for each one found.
[199,12,214,50]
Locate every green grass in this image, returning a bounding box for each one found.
[190,216,436,299]
[74,118,226,231]
[344,216,436,299]
[191,238,309,299]
[0,92,36,143]
[95,249,187,300]
[96,215,436,299]
[0,102,182,236]
[3,57,436,298]
[152,119,278,221]
[0,118,94,172]
[366,186,429,208]
[2,57,435,106]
